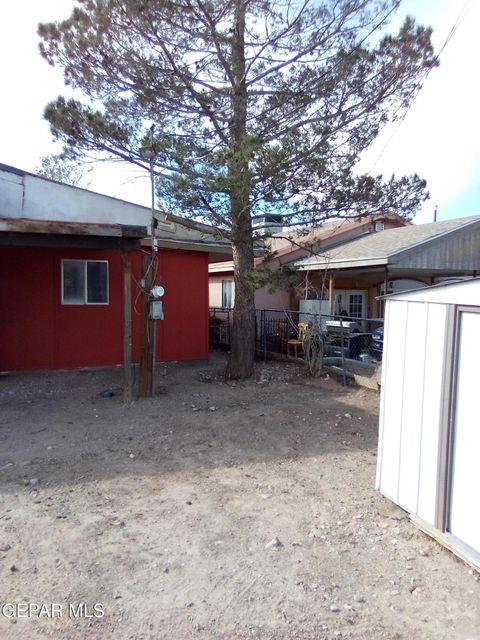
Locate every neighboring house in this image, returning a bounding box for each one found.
[209,212,408,310]
[294,216,480,319]
[0,163,230,371]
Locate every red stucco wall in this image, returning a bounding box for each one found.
[0,246,208,370]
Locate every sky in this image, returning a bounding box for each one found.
[0,0,478,224]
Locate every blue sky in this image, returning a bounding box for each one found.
[0,0,478,224]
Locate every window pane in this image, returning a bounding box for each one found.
[222,280,232,308]
[349,294,363,318]
[87,261,108,303]
[63,261,85,304]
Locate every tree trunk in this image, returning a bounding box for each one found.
[226,231,256,379]
[225,0,256,379]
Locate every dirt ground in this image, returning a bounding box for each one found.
[0,353,479,640]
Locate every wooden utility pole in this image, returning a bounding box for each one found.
[139,253,155,398]
[138,124,157,398]
[122,250,134,402]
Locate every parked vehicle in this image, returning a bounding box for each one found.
[325,319,372,360]
[370,325,384,359]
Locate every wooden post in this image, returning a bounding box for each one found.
[139,253,154,398]
[328,271,335,315]
[381,266,389,318]
[122,251,133,403]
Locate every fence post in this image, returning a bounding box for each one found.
[261,309,267,362]
[340,317,347,386]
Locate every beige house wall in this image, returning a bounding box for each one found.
[210,276,289,310]
[254,287,291,310]
[209,274,235,308]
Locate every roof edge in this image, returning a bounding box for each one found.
[388,216,480,259]
[296,256,388,270]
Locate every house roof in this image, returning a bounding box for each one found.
[208,212,407,274]
[295,216,480,272]
[0,162,231,255]
[267,211,407,257]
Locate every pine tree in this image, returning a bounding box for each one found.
[36,152,90,187]
[39,0,437,378]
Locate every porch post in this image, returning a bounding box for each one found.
[122,250,133,402]
[382,266,389,318]
[328,271,335,315]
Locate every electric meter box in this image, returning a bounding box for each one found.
[150,300,164,320]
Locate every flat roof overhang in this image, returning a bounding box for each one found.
[141,237,232,255]
[0,217,147,250]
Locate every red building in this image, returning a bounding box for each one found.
[0,164,230,372]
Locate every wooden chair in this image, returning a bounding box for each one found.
[287,322,309,357]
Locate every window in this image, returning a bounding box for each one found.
[349,294,364,318]
[221,279,233,309]
[374,220,385,232]
[62,260,109,305]
[335,290,366,319]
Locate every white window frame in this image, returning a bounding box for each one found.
[61,259,109,306]
[334,289,368,329]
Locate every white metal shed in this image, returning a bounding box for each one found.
[376,278,480,570]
